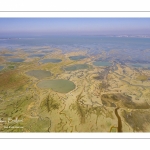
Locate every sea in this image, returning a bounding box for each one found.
[0,36,150,64]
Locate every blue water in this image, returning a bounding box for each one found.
[8,58,25,62]
[41,59,62,63]
[93,61,112,67]
[64,64,90,71]
[2,53,14,56]
[69,55,87,60]
[127,63,150,68]
[28,54,45,57]
[0,36,150,63]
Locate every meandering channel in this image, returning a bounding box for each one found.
[115,107,122,132]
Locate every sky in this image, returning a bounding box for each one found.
[0,18,150,37]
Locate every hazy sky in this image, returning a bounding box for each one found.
[0,18,150,37]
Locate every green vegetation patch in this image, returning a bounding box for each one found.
[0,70,28,90]
[40,94,60,113]
[0,93,35,132]
[8,65,15,69]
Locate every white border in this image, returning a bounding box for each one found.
[0,12,150,18]
[0,0,150,11]
[0,5,150,141]
[0,133,150,139]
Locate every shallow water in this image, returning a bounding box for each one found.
[2,54,13,56]
[1,36,150,63]
[69,55,87,60]
[28,54,45,57]
[93,61,111,67]
[64,64,90,71]
[41,50,54,53]
[41,58,62,64]
[26,70,51,79]
[37,79,75,93]
[8,58,25,62]
[127,63,150,68]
